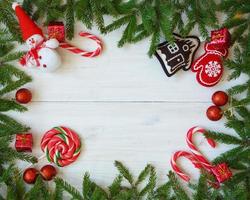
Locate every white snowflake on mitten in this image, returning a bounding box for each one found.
[205,61,222,77]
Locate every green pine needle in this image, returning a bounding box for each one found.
[0,99,27,112]
[135,164,152,186]
[205,131,243,145]
[0,64,32,96]
[115,160,134,185]
[65,0,75,40]
[108,175,123,197]
[55,177,84,200]
[0,1,250,198]
[168,171,190,200]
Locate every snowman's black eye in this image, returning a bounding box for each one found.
[43,64,47,68]
[39,56,42,59]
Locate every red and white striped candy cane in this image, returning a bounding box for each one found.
[171,151,203,182]
[186,126,216,171]
[59,31,103,57]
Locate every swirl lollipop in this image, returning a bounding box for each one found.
[41,126,81,167]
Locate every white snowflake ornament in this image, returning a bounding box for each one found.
[205,61,222,78]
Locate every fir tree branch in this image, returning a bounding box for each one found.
[0,165,28,199]
[65,0,75,40]
[108,175,123,198]
[118,14,137,47]
[22,0,33,16]
[0,113,29,136]
[205,131,243,145]
[0,64,32,96]
[115,160,134,186]
[168,171,190,200]
[235,106,250,120]
[139,166,156,199]
[225,118,248,139]
[53,184,64,200]
[193,174,209,200]
[1,147,37,164]
[0,99,27,112]
[54,177,84,200]
[24,176,50,200]
[245,175,250,200]
[104,15,132,34]
[74,0,93,29]
[154,182,171,200]
[148,28,160,57]
[0,51,25,63]
[212,146,244,165]
[135,164,152,186]
[82,172,101,199]
[227,82,250,96]
[90,0,105,32]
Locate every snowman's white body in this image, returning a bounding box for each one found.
[24,34,61,72]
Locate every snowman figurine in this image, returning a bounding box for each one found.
[13,3,61,72]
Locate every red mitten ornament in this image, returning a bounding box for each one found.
[191,43,228,87]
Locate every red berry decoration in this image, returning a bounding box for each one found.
[206,105,223,121]
[23,168,39,184]
[212,91,228,106]
[15,88,32,104]
[40,165,57,181]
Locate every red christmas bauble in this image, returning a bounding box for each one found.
[212,91,228,106]
[206,105,223,121]
[40,165,57,181]
[23,168,39,184]
[15,88,32,104]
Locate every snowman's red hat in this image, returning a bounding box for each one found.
[12,3,44,41]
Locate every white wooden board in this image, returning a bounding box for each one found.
[11,102,233,190]
[8,21,243,194]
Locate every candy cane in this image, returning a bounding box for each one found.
[41,126,81,167]
[171,151,203,182]
[59,32,103,57]
[186,126,216,171]
[171,151,221,188]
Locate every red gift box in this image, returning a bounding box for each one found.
[210,28,231,50]
[15,133,33,152]
[48,22,65,42]
[211,163,232,183]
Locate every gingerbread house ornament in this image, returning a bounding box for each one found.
[155,34,200,77]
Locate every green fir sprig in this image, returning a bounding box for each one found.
[19,0,220,56]
[0,0,250,199]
